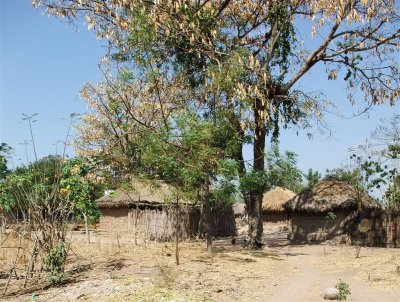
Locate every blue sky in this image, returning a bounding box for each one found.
[1,0,399,174]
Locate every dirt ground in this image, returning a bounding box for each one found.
[1,225,399,302]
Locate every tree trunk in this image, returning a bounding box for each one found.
[196,190,204,240]
[244,192,264,248]
[246,100,267,249]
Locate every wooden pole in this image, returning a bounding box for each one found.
[83,213,90,244]
[23,239,38,288]
[175,194,180,265]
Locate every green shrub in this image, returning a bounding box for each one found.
[43,243,67,284]
[335,280,351,301]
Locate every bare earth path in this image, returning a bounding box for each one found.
[266,245,399,301]
[262,225,400,301]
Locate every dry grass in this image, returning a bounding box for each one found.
[313,245,400,290]
[1,229,399,301]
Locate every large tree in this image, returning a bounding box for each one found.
[34,0,400,248]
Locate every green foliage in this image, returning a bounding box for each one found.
[325,212,337,221]
[61,157,102,222]
[324,167,361,188]
[335,280,351,301]
[43,243,67,284]
[305,168,321,188]
[344,115,400,208]
[268,0,296,70]
[0,155,64,214]
[118,110,242,204]
[210,179,238,208]
[240,170,268,194]
[0,155,102,222]
[0,143,12,181]
[265,145,303,193]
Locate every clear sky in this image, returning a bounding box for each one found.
[1,0,399,174]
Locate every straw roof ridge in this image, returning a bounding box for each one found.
[262,186,296,213]
[283,179,381,213]
[97,178,193,208]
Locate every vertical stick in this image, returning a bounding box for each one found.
[83,213,90,244]
[0,214,5,240]
[175,194,180,265]
[387,212,392,248]
[116,234,121,252]
[4,246,21,294]
[24,239,38,288]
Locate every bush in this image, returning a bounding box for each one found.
[335,280,351,301]
[43,243,67,284]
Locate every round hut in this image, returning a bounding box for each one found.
[283,179,381,243]
[262,187,295,224]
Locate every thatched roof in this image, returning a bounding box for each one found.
[283,179,381,213]
[97,179,191,208]
[262,187,296,213]
[232,202,246,216]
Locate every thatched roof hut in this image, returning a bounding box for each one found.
[262,187,296,213]
[96,179,236,240]
[283,179,381,213]
[283,180,382,244]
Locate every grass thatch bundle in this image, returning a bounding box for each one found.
[262,187,296,213]
[283,179,381,213]
[97,178,191,208]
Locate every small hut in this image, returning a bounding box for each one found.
[262,187,295,224]
[232,202,246,227]
[283,179,381,243]
[232,202,246,218]
[97,179,236,240]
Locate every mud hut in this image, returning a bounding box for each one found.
[97,179,236,240]
[232,202,246,227]
[232,202,246,218]
[262,187,295,224]
[283,179,381,243]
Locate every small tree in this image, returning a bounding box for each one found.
[136,112,240,254]
[335,280,351,301]
[265,145,304,193]
[305,168,322,188]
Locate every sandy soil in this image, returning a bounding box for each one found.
[1,225,399,302]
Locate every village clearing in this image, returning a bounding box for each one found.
[1,226,399,302]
